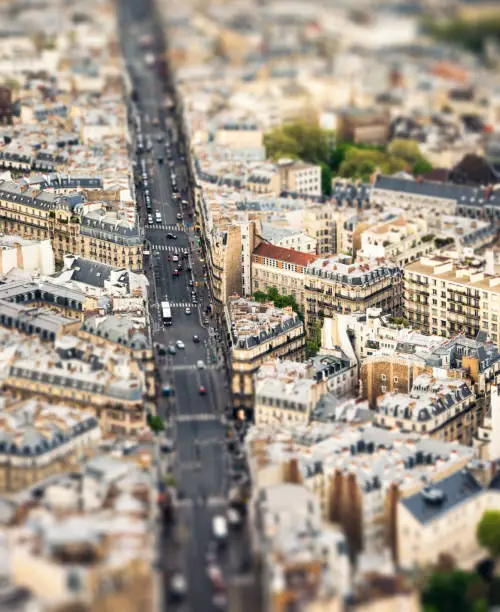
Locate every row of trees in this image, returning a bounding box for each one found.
[263,121,433,193]
[424,17,500,56]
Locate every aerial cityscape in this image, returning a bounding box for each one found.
[1,0,500,610]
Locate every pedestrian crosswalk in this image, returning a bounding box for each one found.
[176,414,218,422]
[151,244,191,253]
[168,301,198,308]
[148,223,184,231]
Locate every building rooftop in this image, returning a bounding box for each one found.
[253,242,318,267]
[401,468,483,525]
[228,296,303,350]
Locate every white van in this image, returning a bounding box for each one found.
[155,211,162,223]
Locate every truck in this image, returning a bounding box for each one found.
[212,515,228,543]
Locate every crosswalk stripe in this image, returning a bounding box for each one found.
[169,301,198,308]
[148,223,185,231]
[176,414,218,422]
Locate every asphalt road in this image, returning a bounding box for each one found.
[117,1,237,610]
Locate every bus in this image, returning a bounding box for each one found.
[161,301,172,326]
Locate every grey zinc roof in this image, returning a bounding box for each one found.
[374,175,482,202]
[401,469,483,524]
[69,258,112,288]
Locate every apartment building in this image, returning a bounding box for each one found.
[0,234,55,275]
[397,460,500,569]
[247,159,322,196]
[249,483,350,611]
[371,175,500,224]
[0,181,143,271]
[9,455,156,611]
[225,297,306,414]
[0,330,149,437]
[260,223,317,253]
[251,242,318,309]
[286,204,342,255]
[337,108,390,146]
[277,159,322,196]
[254,370,326,426]
[404,255,500,342]
[304,255,402,331]
[357,216,435,267]
[375,374,478,445]
[245,420,475,561]
[0,399,100,492]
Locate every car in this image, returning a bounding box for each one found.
[168,573,187,603]
[188,280,194,287]
[196,360,205,369]
[162,384,172,397]
[176,213,182,221]
[147,215,153,224]
[167,233,176,239]
[155,213,162,222]
[156,134,163,143]
[157,156,163,164]
[193,334,200,343]
[173,269,179,277]
[172,255,179,262]
[181,199,188,206]
[167,345,177,355]
[176,340,185,349]
[185,307,191,315]
[199,385,207,395]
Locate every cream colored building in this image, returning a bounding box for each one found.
[251,242,318,309]
[0,181,143,271]
[375,374,478,445]
[404,255,500,343]
[357,216,434,267]
[304,255,402,331]
[397,461,499,569]
[225,297,306,413]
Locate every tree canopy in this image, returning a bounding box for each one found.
[263,122,433,193]
[253,288,300,314]
[477,510,500,557]
[263,120,334,165]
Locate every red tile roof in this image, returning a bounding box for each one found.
[253,242,318,267]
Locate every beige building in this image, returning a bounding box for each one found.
[0,399,101,492]
[251,242,318,309]
[206,224,243,305]
[404,255,500,342]
[397,461,499,569]
[304,255,402,331]
[225,297,306,413]
[357,216,435,267]
[286,204,346,256]
[247,160,322,196]
[0,181,143,271]
[254,360,325,426]
[375,374,478,445]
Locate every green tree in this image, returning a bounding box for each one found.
[253,289,300,315]
[387,139,422,165]
[320,163,332,196]
[477,510,500,557]
[253,291,267,303]
[413,156,434,175]
[149,415,165,434]
[422,570,480,612]
[306,321,322,358]
[264,121,334,165]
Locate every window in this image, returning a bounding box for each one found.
[381,374,386,381]
[394,377,398,383]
